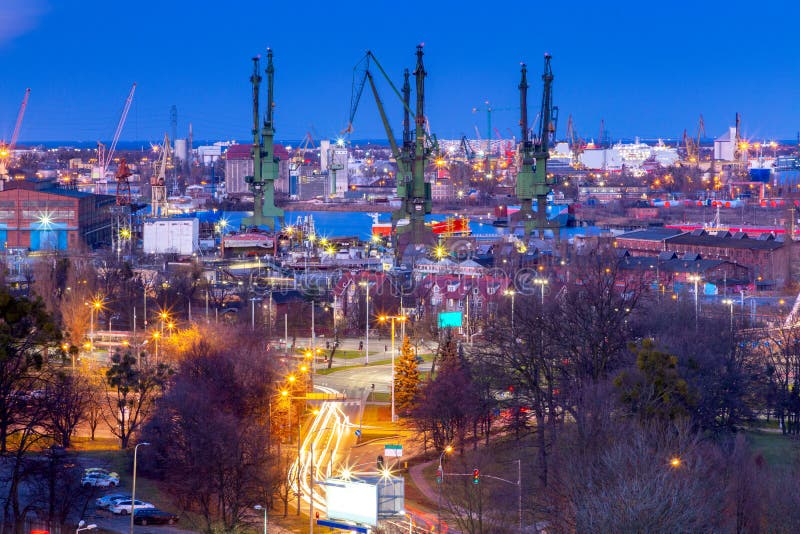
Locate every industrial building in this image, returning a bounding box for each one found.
[224,144,290,195]
[0,179,114,251]
[142,217,199,256]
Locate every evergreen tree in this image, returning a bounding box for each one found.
[395,336,420,415]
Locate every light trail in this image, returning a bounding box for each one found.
[288,385,352,514]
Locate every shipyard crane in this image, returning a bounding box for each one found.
[115,158,133,206]
[97,83,136,180]
[565,114,585,168]
[290,132,315,173]
[514,54,560,238]
[347,47,439,242]
[242,50,284,231]
[150,133,170,216]
[0,88,31,180]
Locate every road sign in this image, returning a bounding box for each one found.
[355,429,362,438]
[438,311,463,328]
[384,444,403,457]
[317,519,369,533]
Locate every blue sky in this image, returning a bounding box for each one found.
[1,0,799,144]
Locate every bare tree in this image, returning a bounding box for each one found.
[103,352,171,449]
[43,372,89,448]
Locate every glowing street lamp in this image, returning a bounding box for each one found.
[721,298,735,331]
[533,277,548,306]
[378,314,407,422]
[503,289,515,332]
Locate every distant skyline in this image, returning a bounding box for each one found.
[1,1,799,145]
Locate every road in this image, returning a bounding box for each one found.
[318,362,433,398]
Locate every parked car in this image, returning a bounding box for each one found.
[85,467,120,479]
[95,493,129,509]
[109,500,155,515]
[81,472,120,488]
[133,509,179,526]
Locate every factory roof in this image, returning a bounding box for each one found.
[225,143,290,160]
[665,231,784,250]
[616,228,685,242]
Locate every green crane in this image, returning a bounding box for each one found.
[515,54,560,238]
[243,49,284,231]
[347,46,437,248]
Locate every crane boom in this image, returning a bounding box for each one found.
[9,88,30,149]
[103,83,137,177]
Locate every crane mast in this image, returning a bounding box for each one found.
[0,88,31,182]
[243,50,284,231]
[99,83,136,179]
[514,54,560,238]
[151,133,171,216]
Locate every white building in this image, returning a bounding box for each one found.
[714,127,737,161]
[143,218,199,255]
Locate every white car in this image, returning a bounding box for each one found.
[85,467,120,479]
[81,473,120,488]
[95,493,129,509]
[110,500,155,515]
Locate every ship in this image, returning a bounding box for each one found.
[369,212,470,237]
[492,201,570,227]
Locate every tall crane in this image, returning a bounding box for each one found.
[150,133,170,216]
[347,46,438,246]
[0,88,31,181]
[565,114,585,168]
[242,50,284,231]
[514,54,560,238]
[96,83,136,180]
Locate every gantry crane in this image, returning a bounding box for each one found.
[150,133,170,216]
[347,46,438,248]
[565,114,585,168]
[96,84,136,180]
[242,49,284,231]
[513,54,560,238]
[0,88,31,181]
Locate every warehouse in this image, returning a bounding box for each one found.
[0,179,114,251]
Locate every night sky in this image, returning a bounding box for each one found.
[2,0,799,144]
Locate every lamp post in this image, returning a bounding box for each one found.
[359,280,370,365]
[254,504,268,534]
[88,297,102,360]
[152,331,160,364]
[76,520,97,534]
[533,277,548,306]
[130,442,151,534]
[437,445,453,532]
[688,275,702,330]
[503,289,515,333]
[722,298,735,331]
[379,314,407,422]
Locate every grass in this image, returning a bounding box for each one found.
[746,430,800,470]
[316,353,434,376]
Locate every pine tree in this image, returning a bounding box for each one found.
[395,336,421,415]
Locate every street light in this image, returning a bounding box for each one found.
[88,296,103,359]
[152,331,160,363]
[533,277,548,306]
[722,298,735,331]
[503,289,515,332]
[130,442,151,534]
[254,504,268,534]
[437,446,453,532]
[378,314,407,422]
[687,275,702,330]
[359,280,370,365]
[76,520,97,534]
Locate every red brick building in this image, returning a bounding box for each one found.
[0,179,114,251]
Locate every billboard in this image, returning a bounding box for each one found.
[325,479,378,526]
[438,311,463,329]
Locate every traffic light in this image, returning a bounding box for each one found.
[436,466,443,484]
[472,468,480,485]
[377,455,384,470]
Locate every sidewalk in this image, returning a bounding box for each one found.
[408,459,440,507]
